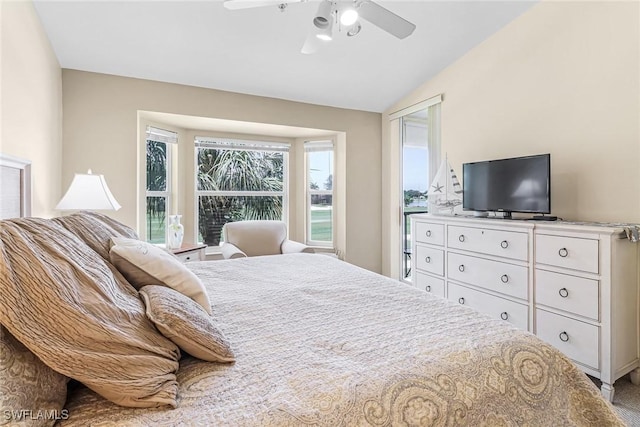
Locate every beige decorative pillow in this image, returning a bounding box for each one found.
[0,218,180,408]
[139,285,235,363]
[0,325,69,427]
[109,237,212,314]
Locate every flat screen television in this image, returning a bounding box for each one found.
[462,154,551,218]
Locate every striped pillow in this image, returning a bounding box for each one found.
[54,211,138,262]
[0,217,180,408]
[139,285,234,363]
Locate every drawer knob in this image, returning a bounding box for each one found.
[185,256,191,261]
[500,240,509,249]
[458,297,465,305]
[500,274,509,283]
[425,256,431,263]
[500,312,509,320]
[459,235,465,243]
[458,264,465,272]
[425,285,431,292]
[558,248,569,258]
[426,230,432,237]
[559,331,570,342]
[559,288,569,298]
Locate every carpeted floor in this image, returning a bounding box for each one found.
[592,374,640,426]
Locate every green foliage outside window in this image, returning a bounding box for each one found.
[197,148,284,246]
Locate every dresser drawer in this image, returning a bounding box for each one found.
[415,272,445,297]
[415,222,444,246]
[448,252,528,300]
[536,309,599,369]
[536,269,599,321]
[535,234,599,274]
[448,283,529,331]
[447,225,528,261]
[415,245,444,276]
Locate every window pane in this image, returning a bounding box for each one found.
[146,196,166,244]
[198,195,283,245]
[403,145,429,209]
[310,194,332,242]
[147,140,167,192]
[402,110,431,281]
[196,148,284,192]
[308,150,333,190]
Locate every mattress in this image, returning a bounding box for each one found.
[59,253,622,426]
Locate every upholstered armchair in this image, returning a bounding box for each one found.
[220,220,314,259]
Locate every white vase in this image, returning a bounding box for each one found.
[167,215,184,249]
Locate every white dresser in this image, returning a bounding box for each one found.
[410,214,639,401]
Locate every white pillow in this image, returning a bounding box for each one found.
[109,238,212,315]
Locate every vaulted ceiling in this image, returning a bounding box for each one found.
[34,1,536,112]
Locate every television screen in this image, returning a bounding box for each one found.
[463,154,550,214]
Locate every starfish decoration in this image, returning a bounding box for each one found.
[431,182,444,193]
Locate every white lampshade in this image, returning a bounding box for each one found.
[56,170,121,211]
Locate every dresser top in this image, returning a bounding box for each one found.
[410,213,638,237]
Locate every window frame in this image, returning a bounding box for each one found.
[305,141,334,248]
[145,126,176,245]
[194,137,290,247]
[398,101,441,282]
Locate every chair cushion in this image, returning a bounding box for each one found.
[139,286,235,363]
[109,237,212,315]
[0,218,180,408]
[223,220,286,257]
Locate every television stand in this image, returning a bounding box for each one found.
[532,215,558,221]
[494,211,512,219]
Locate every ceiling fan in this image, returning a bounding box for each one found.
[222,0,416,54]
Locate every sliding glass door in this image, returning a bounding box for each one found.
[400,105,440,281]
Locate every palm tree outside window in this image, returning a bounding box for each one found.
[146,126,177,244]
[195,137,289,246]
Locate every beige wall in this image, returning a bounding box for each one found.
[382,1,640,275]
[62,71,382,272]
[1,1,62,217]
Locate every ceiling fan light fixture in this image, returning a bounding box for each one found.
[346,21,362,37]
[313,0,333,29]
[340,8,358,26]
[316,24,333,41]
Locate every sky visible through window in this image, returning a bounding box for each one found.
[403,147,429,193]
[309,151,332,189]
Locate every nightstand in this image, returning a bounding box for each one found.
[170,244,207,263]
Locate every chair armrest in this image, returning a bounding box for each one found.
[281,240,314,254]
[221,243,247,259]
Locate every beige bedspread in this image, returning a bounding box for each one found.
[59,254,622,426]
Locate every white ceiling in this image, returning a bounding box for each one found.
[33,0,536,113]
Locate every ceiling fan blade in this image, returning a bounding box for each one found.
[301,31,323,55]
[223,0,301,10]
[358,1,416,39]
